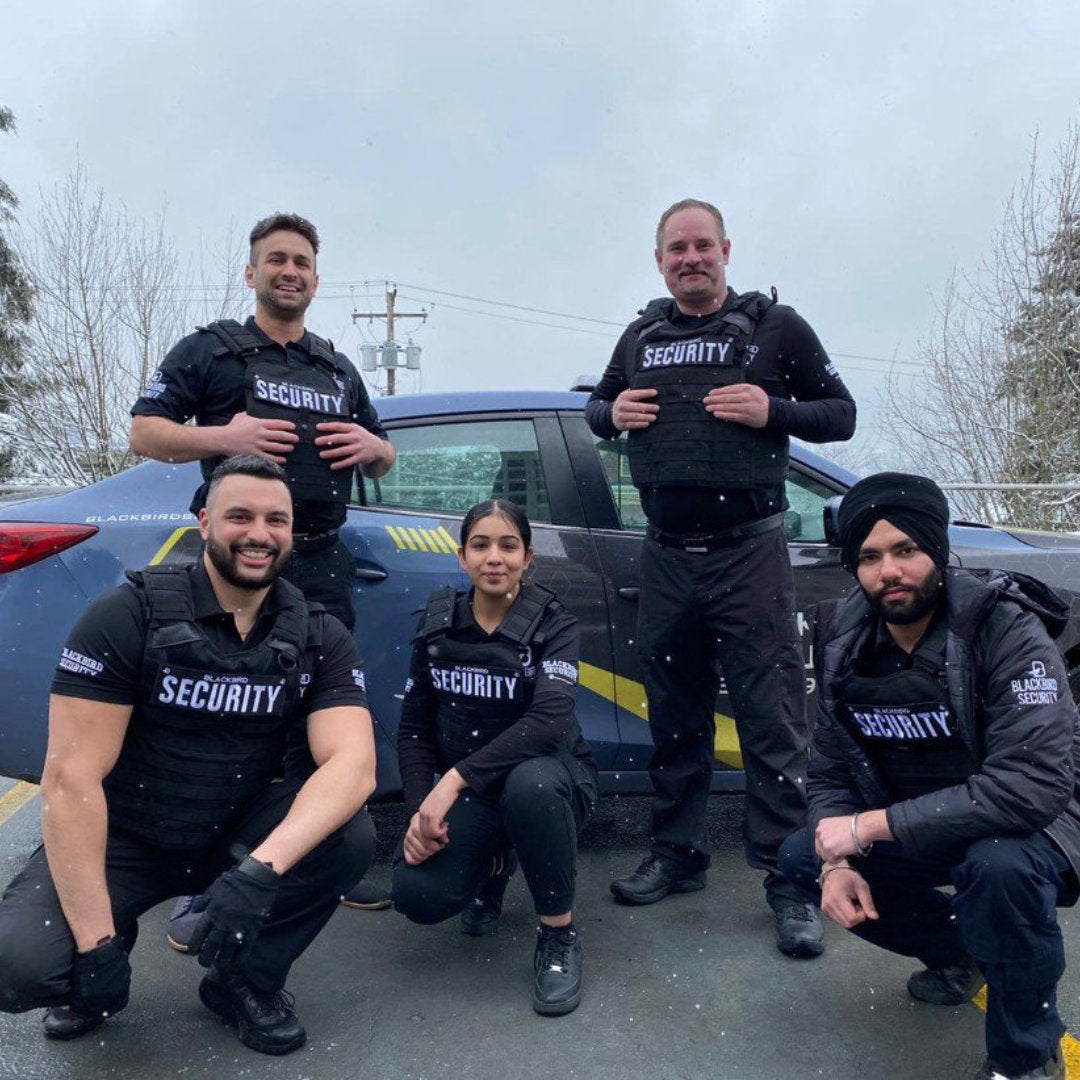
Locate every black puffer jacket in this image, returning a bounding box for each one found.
[808,567,1080,876]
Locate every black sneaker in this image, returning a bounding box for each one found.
[340,881,393,911]
[533,925,583,1016]
[610,854,706,905]
[461,852,517,937]
[198,967,306,1055]
[907,955,985,1005]
[768,897,825,959]
[973,1046,1064,1079]
[42,1005,103,1041]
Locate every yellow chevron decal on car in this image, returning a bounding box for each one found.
[385,524,458,555]
[578,662,743,770]
[149,526,199,566]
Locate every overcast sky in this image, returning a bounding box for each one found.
[4,2,1080,466]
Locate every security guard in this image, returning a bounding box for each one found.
[0,457,377,1055]
[587,198,856,956]
[779,472,1080,1080]
[392,500,598,1016]
[130,212,396,631]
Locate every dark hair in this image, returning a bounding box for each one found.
[655,198,726,249]
[206,454,289,504]
[249,213,320,262]
[460,499,532,549]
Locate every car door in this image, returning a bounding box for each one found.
[346,410,620,796]
[559,413,854,789]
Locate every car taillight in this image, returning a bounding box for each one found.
[0,523,99,574]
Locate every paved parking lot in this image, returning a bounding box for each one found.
[1,779,1077,1079]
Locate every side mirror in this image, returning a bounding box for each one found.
[823,496,843,548]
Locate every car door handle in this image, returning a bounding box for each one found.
[354,567,388,582]
[618,587,639,601]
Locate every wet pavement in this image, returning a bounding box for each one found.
[1,780,1077,1079]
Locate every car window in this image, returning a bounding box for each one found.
[364,419,553,522]
[593,433,834,542]
[784,471,832,542]
[593,435,649,530]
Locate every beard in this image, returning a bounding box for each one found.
[256,281,313,321]
[867,565,943,626]
[205,534,291,591]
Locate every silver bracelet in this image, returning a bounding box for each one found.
[818,862,857,889]
[851,812,874,857]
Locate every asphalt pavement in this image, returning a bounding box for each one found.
[0,779,1077,1079]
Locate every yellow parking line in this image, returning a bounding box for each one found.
[972,989,1079,1077]
[0,781,38,827]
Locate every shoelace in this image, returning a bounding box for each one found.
[252,987,297,1023]
[538,934,576,973]
[776,904,814,923]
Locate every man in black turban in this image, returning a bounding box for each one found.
[776,471,1080,1079]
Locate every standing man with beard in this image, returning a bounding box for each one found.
[778,473,1080,1080]
[0,456,378,1055]
[587,198,855,956]
[130,212,396,632]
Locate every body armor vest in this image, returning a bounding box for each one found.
[836,621,978,801]
[416,585,556,770]
[201,319,352,504]
[625,292,788,490]
[104,567,313,850]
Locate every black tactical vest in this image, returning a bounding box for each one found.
[416,585,557,770]
[624,292,789,490]
[201,320,352,504]
[836,621,979,801]
[103,567,314,850]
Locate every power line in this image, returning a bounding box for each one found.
[395,294,619,338]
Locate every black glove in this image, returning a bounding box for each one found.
[187,856,281,970]
[70,936,131,1021]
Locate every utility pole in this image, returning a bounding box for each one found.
[352,284,427,396]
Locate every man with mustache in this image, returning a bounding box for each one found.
[779,472,1080,1080]
[0,456,378,1055]
[586,198,855,957]
[130,211,394,914]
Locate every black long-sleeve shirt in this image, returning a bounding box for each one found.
[586,290,856,532]
[396,589,595,814]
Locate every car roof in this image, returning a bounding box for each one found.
[374,390,589,420]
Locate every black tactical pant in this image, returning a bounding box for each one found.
[780,827,1078,1076]
[281,537,356,631]
[637,526,808,898]
[0,780,375,1011]
[393,756,597,921]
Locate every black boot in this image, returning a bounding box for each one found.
[907,955,985,1005]
[42,1005,103,1041]
[461,851,517,936]
[533,924,583,1016]
[973,1046,1064,1079]
[610,854,706,905]
[767,895,825,959]
[199,967,306,1055]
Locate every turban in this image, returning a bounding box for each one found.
[838,472,950,574]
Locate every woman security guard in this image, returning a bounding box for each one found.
[392,500,598,1016]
